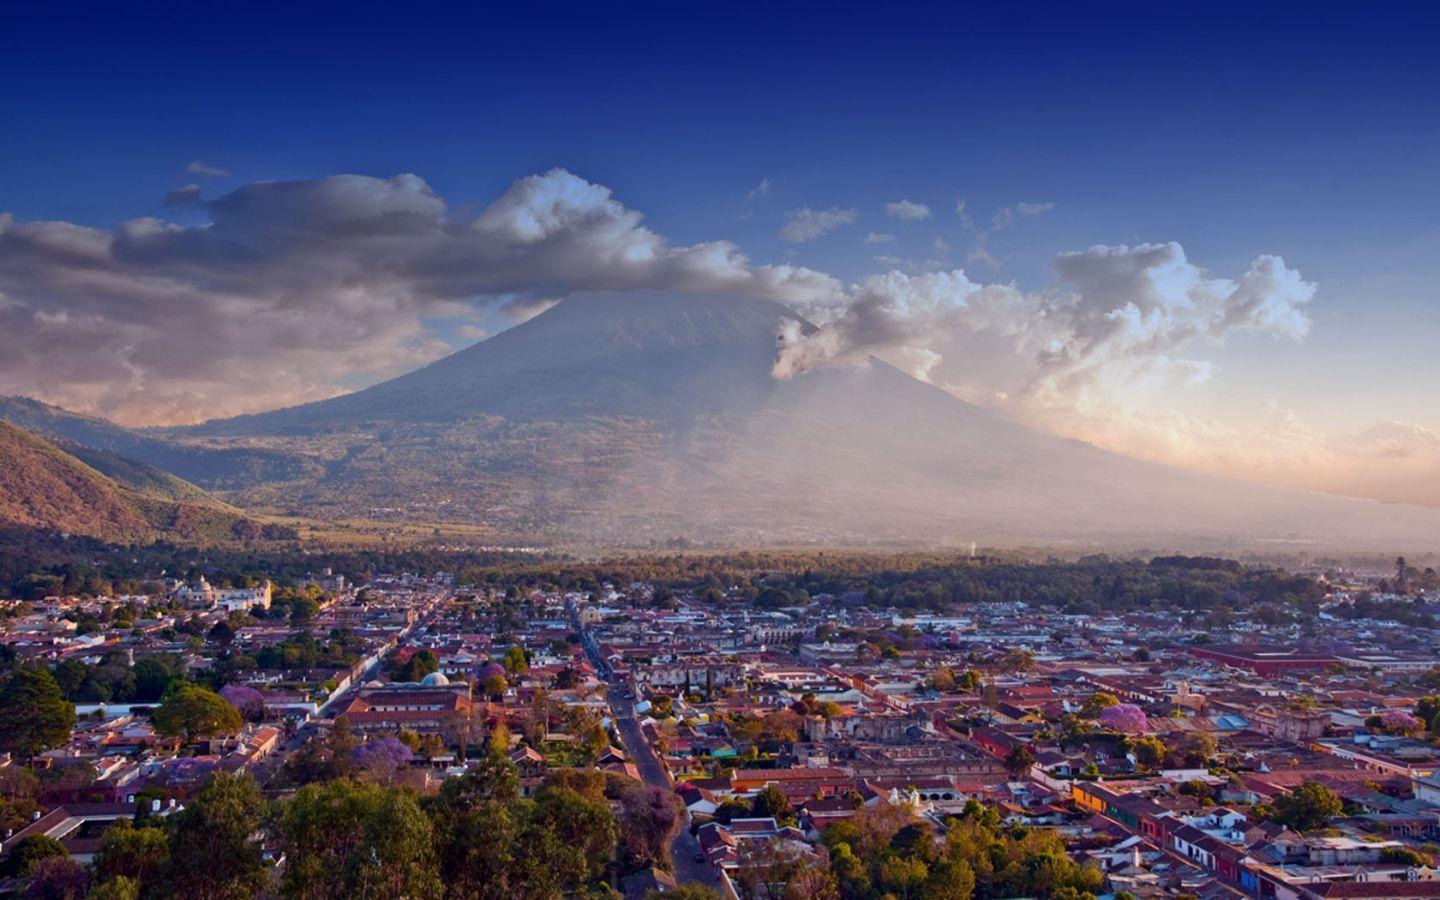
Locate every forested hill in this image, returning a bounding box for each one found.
[0,420,270,544]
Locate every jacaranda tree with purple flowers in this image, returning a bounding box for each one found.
[1099,703,1149,734]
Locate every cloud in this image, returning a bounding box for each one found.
[186,160,230,179]
[162,184,202,208]
[992,200,1054,230]
[768,241,1374,498]
[864,232,895,244]
[779,206,859,243]
[885,200,931,221]
[954,198,974,230]
[746,178,771,201]
[966,243,999,268]
[774,242,1315,411]
[0,169,839,424]
[1056,406,1440,508]
[2,168,1431,507]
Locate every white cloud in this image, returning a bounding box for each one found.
[746,178,771,201]
[885,200,931,221]
[774,242,1314,410]
[4,169,1427,507]
[992,200,1054,230]
[0,169,839,424]
[864,232,895,244]
[768,241,1393,498]
[966,242,999,268]
[779,206,859,243]
[955,198,974,230]
[186,160,230,178]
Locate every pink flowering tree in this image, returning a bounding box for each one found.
[1380,710,1423,736]
[219,683,266,721]
[1099,703,1149,734]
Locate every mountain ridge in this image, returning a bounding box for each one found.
[0,420,271,544]
[163,291,1440,549]
[3,292,1436,548]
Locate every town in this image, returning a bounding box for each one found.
[1,553,1439,898]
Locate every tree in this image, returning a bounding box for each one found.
[1380,846,1431,866]
[0,667,76,759]
[92,820,169,889]
[390,649,438,683]
[926,667,958,692]
[218,684,265,721]
[1380,710,1423,736]
[326,715,357,779]
[418,732,445,759]
[2,834,66,878]
[165,773,267,900]
[350,737,414,782]
[131,655,187,702]
[714,798,752,824]
[431,755,522,899]
[646,887,722,900]
[621,786,682,869]
[527,784,618,890]
[502,645,529,676]
[206,621,236,646]
[1003,743,1036,779]
[1098,704,1148,734]
[1417,695,1440,734]
[153,685,242,743]
[1174,731,1218,767]
[1130,735,1166,768]
[1178,780,1217,803]
[751,785,792,821]
[24,855,87,899]
[481,672,508,699]
[580,721,610,764]
[923,858,976,900]
[782,863,841,900]
[878,855,929,900]
[1266,781,1343,832]
[828,842,872,898]
[487,720,512,757]
[0,764,40,832]
[274,779,441,900]
[997,649,1035,673]
[733,839,819,900]
[289,596,318,625]
[1079,692,1119,719]
[86,877,141,900]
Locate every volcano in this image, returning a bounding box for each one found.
[165,291,1438,548]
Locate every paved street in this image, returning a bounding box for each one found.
[583,613,719,890]
[611,700,718,887]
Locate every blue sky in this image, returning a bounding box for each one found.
[1,1,1438,500]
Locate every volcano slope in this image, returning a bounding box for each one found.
[176,291,1440,549]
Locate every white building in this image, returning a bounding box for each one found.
[175,577,272,612]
